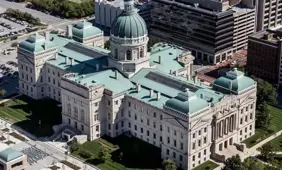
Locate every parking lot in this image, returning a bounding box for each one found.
[0,48,18,99]
[0,17,27,39]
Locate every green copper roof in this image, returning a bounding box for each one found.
[19,34,57,53]
[69,69,134,95]
[213,68,255,93]
[165,91,209,115]
[0,148,23,162]
[72,21,103,39]
[149,43,186,73]
[111,12,147,38]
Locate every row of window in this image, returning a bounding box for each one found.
[67,104,85,123]
[241,103,254,114]
[128,102,163,120]
[47,68,61,77]
[240,112,253,125]
[192,136,207,150]
[192,127,207,138]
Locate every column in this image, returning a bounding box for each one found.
[233,114,236,131]
[220,120,223,137]
[229,116,233,132]
[225,118,228,135]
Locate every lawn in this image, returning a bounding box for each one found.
[243,105,282,148]
[71,134,162,170]
[192,161,219,170]
[0,95,62,137]
[266,134,282,151]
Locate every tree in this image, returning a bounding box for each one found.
[79,149,92,159]
[258,143,276,162]
[69,140,80,153]
[104,40,110,49]
[148,37,161,51]
[243,157,264,170]
[0,89,6,96]
[162,159,176,170]
[255,78,277,107]
[222,155,243,170]
[98,146,110,162]
[256,102,271,129]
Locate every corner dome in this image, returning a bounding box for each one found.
[110,0,147,38]
[19,34,56,53]
[72,21,102,39]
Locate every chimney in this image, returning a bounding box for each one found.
[96,64,99,71]
[170,70,172,74]
[174,71,177,76]
[66,25,73,38]
[150,89,154,97]
[54,53,58,60]
[187,75,191,81]
[71,58,74,66]
[200,93,204,99]
[65,57,69,64]
[229,81,232,91]
[136,84,141,92]
[157,91,161,100]
[194,75,198,83]
[158,56,162,64]
[115,70,118,79]
[44,31,50,40]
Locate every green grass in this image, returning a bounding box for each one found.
[192,161,219,170]
[266,134,282,151]
[72,135,162,170]
[243,105,282,148]
[0,96,62,137]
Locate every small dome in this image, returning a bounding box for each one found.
[19,34,56,53]
[72,21,102,39]
[110,1,147,38]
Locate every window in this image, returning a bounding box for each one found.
[204,149,206,155]
[250,124,252,130]
[153,122,156,128]
[108,100,110,106]
[96,125,99,131]
[108,113,111,120]
[154,112,156,118]
[116,123,118,130]
[198,130,201,135]
[48,77,50,82]
[167,127,170,133]
[192,155,195,161]
[167,137,170,144]
[160,124,162,131]
[174,130,177,136]
[141,128,143,133]
[173,152,176,158]
[245,127,247,133]
[74,107,78,119]
[153,133,156,139]
[198,140,201,147]
[108,124,111,130]
[160,136,162,142]
[140,47,143,58]
[147,119,150,126]
[240,118,243,124]
[174,140,176,147]
[141,116,143,123]
[115,49,118,59]
[193,133,195,138]
[41,87,44,92]
[160,114,163,120]
[128,102,131,107]
[204,137,207,144]
[80,110,84,122]
[147,130,150,136]
[181,133,183,139]
[11,161,23,168]
[250,113,253,119]
[180,142,183,149]
[134,125,137,130]
[204,128,207,132]
[126,50,131,60]
[128,111,131,117]
[135,114,137,120]
[115,100,118,105]
[128,122,131,128]
[179,155,183,161]
[245,116,248,122]
[198,152,201,158]
[121,121,124,127]
[166,149,170,155]
[240,130,242,135]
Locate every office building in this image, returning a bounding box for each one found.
[0,148,28,170]
[150,0,255,64]
[247,27,282,85]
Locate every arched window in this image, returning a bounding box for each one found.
[80,110,84,122]
[74,107,78,119]
[115,49,118,59]
[67,104,71,115]
[126,50,131,60]
[140,47,144,58]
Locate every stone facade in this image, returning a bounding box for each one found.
[17,2,257,169]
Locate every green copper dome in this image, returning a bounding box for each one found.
[110,1,147,38]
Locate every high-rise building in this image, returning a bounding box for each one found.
[95,0,151,29]
[255,0,282,31]
[247,27,282,85]
[150,0,255,64]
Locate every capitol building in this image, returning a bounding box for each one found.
[17,0,257,169]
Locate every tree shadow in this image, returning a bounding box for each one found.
[86,158,103,166]
[5,96,62,137]
[105,134,162,169]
